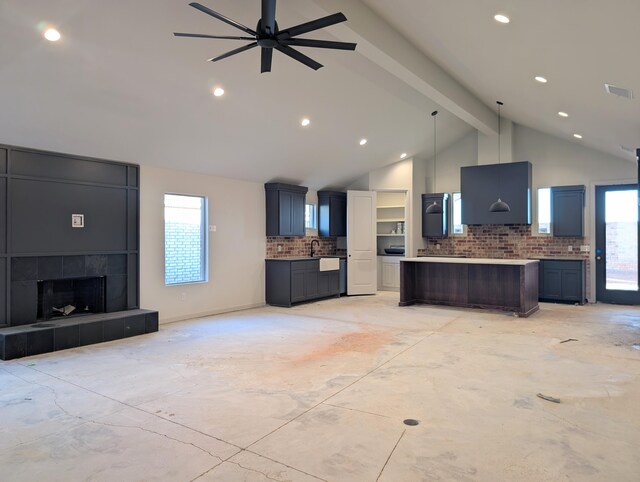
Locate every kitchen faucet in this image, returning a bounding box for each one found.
[310,239,320,257]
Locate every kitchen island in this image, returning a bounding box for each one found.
[399,257,539,317]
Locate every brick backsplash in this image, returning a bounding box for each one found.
[417,224,591,299]
[266,236,337,258]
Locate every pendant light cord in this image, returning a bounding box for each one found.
[497,102,501,165]
[497,101,503,198]
[432,110,438,192]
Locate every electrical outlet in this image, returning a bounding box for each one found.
[277,244,283,252]
[580,245,590,252]
[567,246,573,252]
[209,225,216,232]
[436,244,441,250]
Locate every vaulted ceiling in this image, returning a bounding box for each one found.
[0,1,637,190]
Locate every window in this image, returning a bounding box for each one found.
[537,187,551,234]
[452,192,464,234]
[305,203,317,229]
[164,194,207,285]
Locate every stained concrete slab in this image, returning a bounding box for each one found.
[1,292,639,481]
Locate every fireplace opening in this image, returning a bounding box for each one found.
[37,277,106,321]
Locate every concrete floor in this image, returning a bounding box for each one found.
[1,292,639,481]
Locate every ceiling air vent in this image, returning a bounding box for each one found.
[605,83,633,99]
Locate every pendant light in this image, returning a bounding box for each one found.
[489,101,511,213]
[425,110,443,214]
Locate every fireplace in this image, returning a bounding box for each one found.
[37,277,106,321]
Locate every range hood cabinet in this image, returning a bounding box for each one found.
[460,161,532,225]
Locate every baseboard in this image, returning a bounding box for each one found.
[158,302,266,325]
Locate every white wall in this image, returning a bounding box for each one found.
[412,155,429,251]
[425,130,478,194]
[478,119,513,165]
[140,165,265,323]
[513,124,636,235]
[427,124,636,206]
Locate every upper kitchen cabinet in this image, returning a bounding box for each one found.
[318,191,346,237]
[422,193,449,238]
[265,183,308,236]
[461,161,532,225]
[551,185,585,237]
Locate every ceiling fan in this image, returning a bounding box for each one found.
[174,1,357,73]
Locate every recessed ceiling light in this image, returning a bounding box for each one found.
[534,76,547,83]
[494,14,510,24]
[573,134,583,139]
[301,118,310,127]
[212,87,225,97]
[359,138,367,146]
[43,28,61,42]
[400,153,407,159]
[558,111,569,118]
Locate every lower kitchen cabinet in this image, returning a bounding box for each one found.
[266,259,341,307]
[378,256,401,291]
[538,259,586,304]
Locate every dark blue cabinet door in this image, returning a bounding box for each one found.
[279,191,293,236]
[552,187,584,237]
[305,269,319,299]
[291,271,306,303]
[561,270,582,301]
[543,269,562,299]
[317,272,330,296]
[291,192,306,236]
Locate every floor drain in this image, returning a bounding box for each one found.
[403,419,419,426]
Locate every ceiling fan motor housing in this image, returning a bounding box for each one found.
[174,1,357,73]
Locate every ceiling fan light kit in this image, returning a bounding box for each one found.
[175,1,357,73]
[489,101,511,213]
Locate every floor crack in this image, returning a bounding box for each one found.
[246,332,433,450]
[376,429,406,481]
[321,402,391,419]
[1,367,225,462]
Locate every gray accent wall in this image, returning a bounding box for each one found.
[0,144,140,326]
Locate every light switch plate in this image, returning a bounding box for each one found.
[72,214,84,228]
[567,246,573,252]
[580,245,590,252]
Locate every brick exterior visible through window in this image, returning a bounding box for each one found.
[164,194,207,285]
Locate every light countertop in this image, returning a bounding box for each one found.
[266,255,347,261]
[401,257,538,266]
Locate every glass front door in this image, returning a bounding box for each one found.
[595,184,640,304]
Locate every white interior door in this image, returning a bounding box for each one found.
[347,190,377,295]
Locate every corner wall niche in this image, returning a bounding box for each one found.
[0,144,157,360]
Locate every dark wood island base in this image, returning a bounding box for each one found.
[399,258,539,317]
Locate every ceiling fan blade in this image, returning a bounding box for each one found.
[280,38,356,50]
[209,42,258,62]
[189,2,257,36]
[174,32,255,41]
[261,0,276,34]
[261,47,273,73]
[276,12,347,40]
[274,44,323,70]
